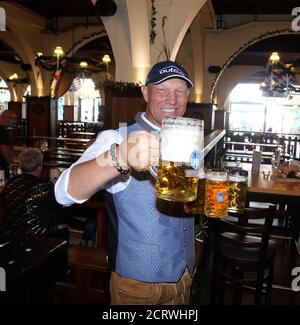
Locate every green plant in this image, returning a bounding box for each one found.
[150,0,157,45]
[94,80,142,91]
[159,15,170,60]
[149,1,170,61]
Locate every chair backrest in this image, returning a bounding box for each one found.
[215,206,276,270]
[211,206,276,304]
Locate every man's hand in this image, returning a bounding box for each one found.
[119,131,159,172]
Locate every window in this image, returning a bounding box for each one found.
[229,83,300,134]
[0,78,10,104]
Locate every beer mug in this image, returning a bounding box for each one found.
[228,170,248,214]
[184,171,206,214]
[154,117,204,202]
[204,171,229,218]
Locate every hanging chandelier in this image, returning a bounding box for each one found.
[260,52,300,98]
[35,46,109,75]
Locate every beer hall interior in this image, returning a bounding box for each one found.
[0,0,300,306]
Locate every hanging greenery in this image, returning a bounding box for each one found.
[159,15,170,60]
[150,0,157,45]
[149,1,170,60]
[94,80,142,92]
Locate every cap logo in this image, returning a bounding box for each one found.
[159,66,185,76]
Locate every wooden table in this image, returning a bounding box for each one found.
[245,167,300,267]
[225,163,300,258]
[0,234,68,303]
[70,132,95,139]
[231,162,300,197]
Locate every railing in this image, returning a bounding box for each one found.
[13,135,90,150]
[12,136,89,175]
[57,121,103,138]
[204,129,226,169]
[223,130,300,163]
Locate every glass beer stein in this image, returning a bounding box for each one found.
[184,171,206,214]
[204,171,229,218]
[228,170,248,214]
[154,117,204,202]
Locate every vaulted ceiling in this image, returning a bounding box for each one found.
[212,0,299,15]
[7,0,99,18]
[9,0,300,17]
[1,1,300,75]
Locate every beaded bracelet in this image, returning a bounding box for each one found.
[110,143,130,175]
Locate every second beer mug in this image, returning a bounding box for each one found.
[184,172,206,214]
[228,170,248,214]
[155,117,204,202]
[204,171,229,218]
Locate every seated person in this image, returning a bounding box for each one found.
[0,148,67,240]
[0,110,17,178]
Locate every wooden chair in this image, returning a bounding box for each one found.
[247,201,298,269]
[210,206,276,305]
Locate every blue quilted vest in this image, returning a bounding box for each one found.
[105,113,195,282]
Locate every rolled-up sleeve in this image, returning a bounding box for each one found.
[54,129,123,206]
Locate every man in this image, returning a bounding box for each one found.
[55,60,195,304]
[1,148,65,239]
[0,110,16,178]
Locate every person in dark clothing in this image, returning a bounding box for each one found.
[0,148,67,239]
[0,110,16,178]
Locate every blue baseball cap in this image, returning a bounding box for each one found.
[145,60,193,88]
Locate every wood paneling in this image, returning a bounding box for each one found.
[111,96,146,129]
[26,97,52,136]
[185,103,215,131]
[214,110,226,130]
[103,87,146,129]
[7,101,22,119]
[63,105,74,122]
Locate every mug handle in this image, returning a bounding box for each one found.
[149,165,158,179]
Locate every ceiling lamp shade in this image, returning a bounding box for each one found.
[93,0,117,17]
[35,46,107,74]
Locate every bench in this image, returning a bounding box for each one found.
[54,244,110,304]
[223,149,273,164]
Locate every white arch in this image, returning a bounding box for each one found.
[202,21,300,103]
[0,7,6,31]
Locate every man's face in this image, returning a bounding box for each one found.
[142,78,190,127]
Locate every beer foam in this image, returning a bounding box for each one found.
[207,175,228,181]
[229,175,247,182]
[161,128,203,163]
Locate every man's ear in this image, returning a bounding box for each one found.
[141,85,149,103]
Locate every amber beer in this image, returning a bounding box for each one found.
[184,175,206,214]
[155,160,199,202]
[155,117,204,202]
[204,171,229,218]
[228,172,248,213]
